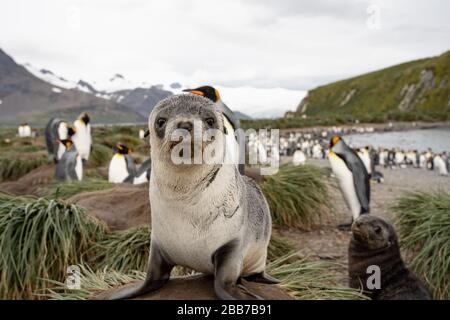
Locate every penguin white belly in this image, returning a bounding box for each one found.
[23,126,31,137]
[379,153,386,166]
[329,153,361,220]
[419,155,426,168]
[292,150,306,166]
[434,157,448,176]
[395,153,404,165]
[359,152,371,174]
[133,171,148,185]
[108,155,129,183]
[57,142,66,160]
[58,122,68,140]
[18,126,24,137]
[75,154,83,181]
[223,118,238,166]
[72,121,92,161]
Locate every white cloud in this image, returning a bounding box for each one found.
[0,0,449,115]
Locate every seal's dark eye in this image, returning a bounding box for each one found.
[157,118,166,128]
[374,225,382,234]
[205,118,215,127]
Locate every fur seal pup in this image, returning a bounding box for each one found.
[349,215,431,300]
[110,94,277,300]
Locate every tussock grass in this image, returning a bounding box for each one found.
[39,179,114,199]
[0,193,107,299]
[261,164,332,229]
[91,226,150,272]
[267,254,368,300]
[43,255,367,300]
[268,233,295,261]
[89,144,112,167]
[392,191,450,299]
[0,157,47,182]
[42,266,146,300]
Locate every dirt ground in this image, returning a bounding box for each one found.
[277,158,450,284]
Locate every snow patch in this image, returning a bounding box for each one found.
[52,87,62,93]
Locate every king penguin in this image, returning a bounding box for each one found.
[433,154,448,176]
[292,149,306,166]
[328,136,370,230]
[56,126,76,161]
[45,118,76,163]
[18,123,32,137]
[55,139,83,182]
[182,86,244,174]
[108,144,137,183]
[72,112,92,162]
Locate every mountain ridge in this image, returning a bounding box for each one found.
[0,48,146,125]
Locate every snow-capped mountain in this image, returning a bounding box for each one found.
[21,63,304,120]
[0,49,145,125]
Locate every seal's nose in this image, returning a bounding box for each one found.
[177,121,193,132]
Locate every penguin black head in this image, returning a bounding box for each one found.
[114,144,132,155]
[330,135,342,148]
[59,139,73,148]
[80,113,90,125]
[183,86,220,103]
[67,126,76,137]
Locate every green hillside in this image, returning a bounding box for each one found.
[288,51,450,121]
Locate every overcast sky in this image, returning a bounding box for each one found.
[1,0,449,91]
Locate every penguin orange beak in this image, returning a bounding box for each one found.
[183,89,204,96]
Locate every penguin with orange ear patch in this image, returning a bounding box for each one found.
[328,135,370,231]
[108,144,136,183]
[55,139,82,182]
[182,86,244,174]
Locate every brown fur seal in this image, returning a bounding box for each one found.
[348,215,431,300]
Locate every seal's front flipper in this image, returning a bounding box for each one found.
[212,240,263,300]
[243,272,280,284]
[110,242,173,300]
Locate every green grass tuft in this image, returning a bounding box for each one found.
[0,157,47,182]
[267,254,368,300]
[392,191,450,299]
[261,164,332,229]
[89,144,113,167]
[0,193,107,299]
[268,233,295,261]
[90,226,150,273]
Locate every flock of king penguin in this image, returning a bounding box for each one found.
[34,85,448,234]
